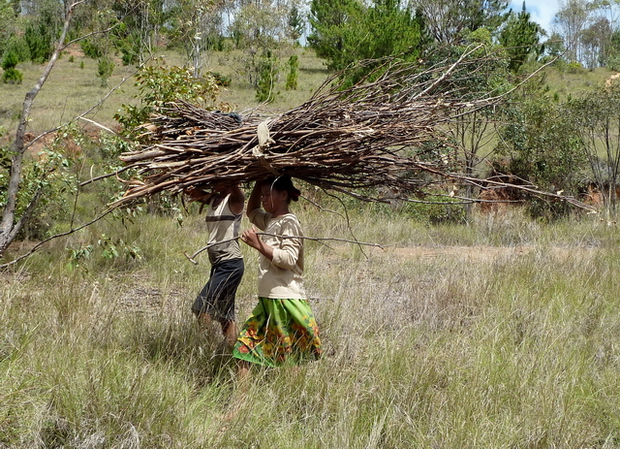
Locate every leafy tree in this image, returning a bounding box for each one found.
[24,12,55,63]
[227,0,302,90]
[255,49,279,102]
[287,3,305,43]
[307,0,365,71]
[410,0,509,45]
[580,16,612,68]
[1,46,23,83]
[607,28,620,70]
[543,32,566,62]
[568,81,620,215]
[0,0,20,55]
[111,0,168,65]
[97,56,114,87]
[440,28,511,216]
[308,0,424,83]
[495,86,586,219]
[114,62,223,139]
[1,0,79,257]
[553,0,597,63]
[166,0,227,77]
[499,2,544,73]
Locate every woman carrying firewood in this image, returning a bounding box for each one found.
[186,183,245,347]
[234,176,321,373]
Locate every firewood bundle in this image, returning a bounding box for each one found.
[110,52,501,207]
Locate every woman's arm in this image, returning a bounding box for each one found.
[245,181,261,217]
[228,184,245,215]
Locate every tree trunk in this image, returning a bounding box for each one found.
[0,1,79,258]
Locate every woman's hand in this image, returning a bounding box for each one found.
[240,227,274,261]
[240,227,261,249]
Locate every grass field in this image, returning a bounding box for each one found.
[3,203,620,448]
[3,46,620,448]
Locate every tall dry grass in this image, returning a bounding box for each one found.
[3,200,620,448]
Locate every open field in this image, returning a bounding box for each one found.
[4,46,620,447]
[3,202,620,447]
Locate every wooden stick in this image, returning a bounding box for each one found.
[183,233,385,265]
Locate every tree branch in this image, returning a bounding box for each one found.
[183,233,385,265]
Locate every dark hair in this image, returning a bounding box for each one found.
[262,175,301,202]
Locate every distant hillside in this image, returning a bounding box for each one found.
[543,65,616,101]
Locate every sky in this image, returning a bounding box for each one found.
[509,0,560,35]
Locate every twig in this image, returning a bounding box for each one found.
[1,208,115,269]
[183,233,385,265]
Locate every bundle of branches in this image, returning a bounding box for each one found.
[110,48,512,207]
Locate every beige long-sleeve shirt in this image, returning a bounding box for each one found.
[248,208,305,299]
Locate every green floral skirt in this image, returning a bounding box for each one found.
[232,297,321,367]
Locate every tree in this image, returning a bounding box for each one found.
[308,0,424,83]
[499,2,544,73]
[495,86,586,219]
[0,0,80,257]
[0,0,20,55]
[409,0,509,45]
[442,28,511,217]
[287,2,305,43]
[1,45,24,84]
[553,0,596,63]
[166,0,227,77]
[568,81,620,216]
[580,16,612,68]
[307,0,364,71]
[227,0,299,94]
[111,0,168,65]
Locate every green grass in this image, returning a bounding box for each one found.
[3,202,620,447]
[543,65,615,101]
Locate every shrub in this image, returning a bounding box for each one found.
[205,71,231,87]
[24,20,53,63]
[2,37,30,65]
[114,63,222,139]
[1,47,19,71]
[97,57,114,87]
[80,39,103,59]
[2,67,22,84]
[255,50,279,103]
[285,55,298,90]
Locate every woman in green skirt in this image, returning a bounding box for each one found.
[236,176,321,372]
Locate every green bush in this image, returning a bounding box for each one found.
[80,39,103,59]
[97,56,115,87]
[2,37,30,66]
[255,50,279,103]
[24,20,53,63]
[205,71,231,87]
[566,60,585,74]
[1,47,19,71]
[285,55,299,90]
[114,63,222,139]
[2,66,22,84]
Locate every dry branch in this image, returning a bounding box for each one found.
[108,53,593,212]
